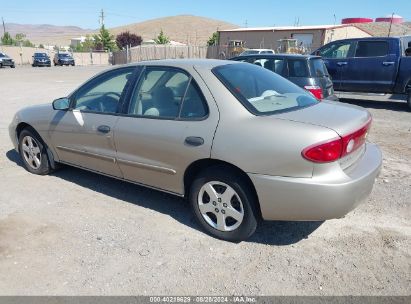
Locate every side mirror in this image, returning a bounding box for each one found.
[405,47,411,57]
[52,97,70,110]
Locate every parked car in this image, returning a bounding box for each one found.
[313,36,411,110]
[231,54,338,100]
[53,53,75,66]
[9,60,382,242]
[0,52,15,68]
[32,52,51,67]
[239,49,275,56]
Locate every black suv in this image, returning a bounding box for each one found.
[53,53,75,66]
[231,54,338,100]
[32,53,51,67]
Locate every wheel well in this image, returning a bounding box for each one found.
[16,122,32,141]
[183,159,262,218]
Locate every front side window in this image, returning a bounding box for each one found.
[355,41,389,57]
[73,67,134,113]
[319,42,354,59]
[213,63,317,115]
[128,67,208,119]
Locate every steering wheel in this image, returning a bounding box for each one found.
[103,92,121,99]
[99,92,121,112]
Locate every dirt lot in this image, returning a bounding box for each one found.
[0,66,410,296]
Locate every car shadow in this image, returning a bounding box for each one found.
[339,98,409,112]
[6,149,322,246]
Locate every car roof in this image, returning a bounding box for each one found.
[233,53,321,60]
[124,59,239,69]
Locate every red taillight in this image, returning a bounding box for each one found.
[304,85,324,100]
[302,138,343,163]
[302,118,372,163]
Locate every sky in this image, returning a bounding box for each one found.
[1,0,410,29]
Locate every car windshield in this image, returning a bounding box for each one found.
[310,58,329,77]
[59,53,70,57]
[34,53,47,58]
[0,53,5,58]
[212,63,318,115]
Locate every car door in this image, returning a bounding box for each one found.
[48,66,138,177]
[114,65,219,195]
[316,40,356,91]
[344,40,399,92]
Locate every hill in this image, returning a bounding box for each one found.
[109,15,238,45]
[3,23,92,46]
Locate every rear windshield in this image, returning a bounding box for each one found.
[288,59,309,77]
[310,58,329,77]
[59,53,70,57]
[212,63,318,115]
[241,50,260,55]
[34,53,47,57]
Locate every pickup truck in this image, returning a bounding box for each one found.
[313,36,411,110]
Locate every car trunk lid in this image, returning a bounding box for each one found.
[276,101,372,169]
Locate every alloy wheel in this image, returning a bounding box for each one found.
[197,181,244,232]
[21,136,42,170]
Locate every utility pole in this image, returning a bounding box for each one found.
[99,9,105,27]
[388,12,394,37]
[2,17,5,35]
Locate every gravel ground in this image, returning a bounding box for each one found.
[0,66,410,296]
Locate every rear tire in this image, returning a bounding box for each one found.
[18,128,53,175]
[189,166,258,242]
[407,91,411,112]
[11,65,15,68]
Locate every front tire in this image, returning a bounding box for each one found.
[189,167,258,242]
[18,128,52,175]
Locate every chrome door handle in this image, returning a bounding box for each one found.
[382,61,395,66]
[337,62,348,66]
[97,125,111,134]
[185,136,204,147]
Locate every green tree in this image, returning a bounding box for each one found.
[1,32,14,45]
[154,29,170,44]
[22,40,34,47]
[93,25,116,51]
[73,35,96,52]
[39,44,45,49]
[14,33,26,43]
[207,32,219,46]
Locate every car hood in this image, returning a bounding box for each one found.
[275,100,371,136]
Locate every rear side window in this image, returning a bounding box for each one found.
[213,63,317,115]
[310,59,329,77]
[355,41,389,57]
[288,59,309,77]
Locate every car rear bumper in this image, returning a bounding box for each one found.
[324,94,339,101]
[249,143,382,221]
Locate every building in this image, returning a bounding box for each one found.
[218,24,371,52]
